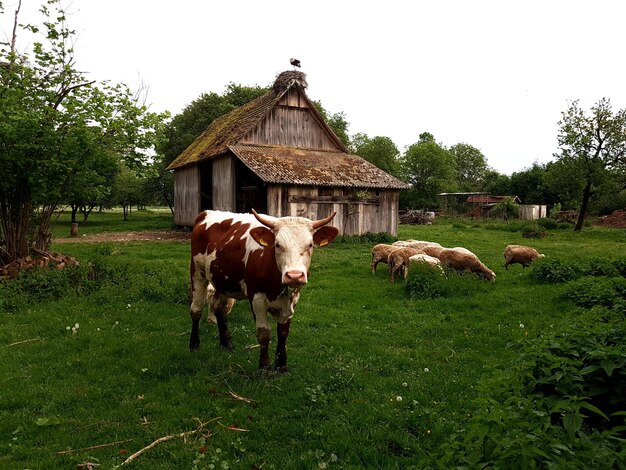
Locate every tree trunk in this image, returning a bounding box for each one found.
[574,181,592,231]
[70,204,79,223]
[0,183,31,263]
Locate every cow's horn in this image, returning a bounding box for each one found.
[312,212,337,229]
[251,209,275,229]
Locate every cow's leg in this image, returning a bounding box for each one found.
[274,318,291,372]
[189,262,208,352]
[251,295,271,369]
[210,289,235,351]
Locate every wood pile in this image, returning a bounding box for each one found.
[596,209,626,228]
[399,210,435,225]
[0,249,79,280]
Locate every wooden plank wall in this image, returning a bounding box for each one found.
[242,107,339,151]
[212,156,236,211]
[173,166,201,226]
[267,185,399,236]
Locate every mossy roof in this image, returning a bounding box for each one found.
[230,144,410,189]
[166,91,283,170]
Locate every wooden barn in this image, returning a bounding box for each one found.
[166,71,409,236]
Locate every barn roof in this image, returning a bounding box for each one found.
[229,144,410,189]
[166,92,282,170]
[467,195,522,204]
[167,71,349,171]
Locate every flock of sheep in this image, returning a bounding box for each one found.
[371,241,545,283]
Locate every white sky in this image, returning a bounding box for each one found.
[2,0,626,175]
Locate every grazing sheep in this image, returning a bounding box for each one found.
[437,248,496,281]
[408,253,444,277]
[504,244,545,270]
[421,244,444,258]
[406,241,443,250]
[388,247,422,282]
[371,244,398,274]
[391,239,417,247]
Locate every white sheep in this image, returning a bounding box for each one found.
[503,244,545,270]
[436,248,496,281]
[407,253,444,277]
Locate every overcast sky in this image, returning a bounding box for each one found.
[3,0,626,174]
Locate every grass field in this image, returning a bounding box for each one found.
[1,211,625,468]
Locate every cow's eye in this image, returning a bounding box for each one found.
[275,242,281,249]
[308,243,313,249]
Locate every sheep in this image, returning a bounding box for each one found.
[420,244,444,258]
[371,244,398,274]
[406,241,442,250]
[436,248,496,281]
[391,239,417,247]
[407,253,444,277]
[503,244,545,270]
[387,247,423,282]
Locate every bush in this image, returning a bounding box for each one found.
[405,264,493,299]
[531,258,582,283]
[537,217,558,230]
[441,316,626,467]
[564,276,626,309]
[334,232,396,244]
[522,227,548,238]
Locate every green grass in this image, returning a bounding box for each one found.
[50,207,177,239]
[1,215,625,468]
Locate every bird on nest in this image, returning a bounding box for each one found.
[290,58,301,68]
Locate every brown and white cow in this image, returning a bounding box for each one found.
[189,209,339,371]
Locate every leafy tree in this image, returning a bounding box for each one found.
[157,84,269,166]
[351,133,400,176]
[554,98,626,231]
[112,164,145,221]
[0,1,166,263]
[450,143,488,191]
[509,163,559,206]
[483,170,512,196]
[400,132,457,209]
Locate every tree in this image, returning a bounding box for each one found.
[0,1,167,263]
[554,98,626,231]
[112,164,144,221]
[508,163,560,206]
[400,132,457,209]
[449,143,488,191]
[157,84,269,166]
[351,133,400,176]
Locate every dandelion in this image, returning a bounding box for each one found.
[66,326,71,331]
[396,396,403,402]
[74,323,79,329]
[127,304,131,308]
[141,368,148,373]
[402,382,408,387]
[424,367,430,373]
[519,323,525,328]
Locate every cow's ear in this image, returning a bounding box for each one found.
[313,226,339,247]
[250,227,275,248]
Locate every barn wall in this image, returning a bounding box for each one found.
[242,106,339,151]
[267,185,399,236]
[212,155,236,211]
[173,165,201,226]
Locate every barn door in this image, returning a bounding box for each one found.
[235,159,267,213]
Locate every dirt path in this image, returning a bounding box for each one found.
[53,230,191,244]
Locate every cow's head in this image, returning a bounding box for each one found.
[249,209,339,286]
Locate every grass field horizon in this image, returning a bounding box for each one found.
[1,210,625,468]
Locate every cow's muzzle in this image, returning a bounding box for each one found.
[284,270,307,286]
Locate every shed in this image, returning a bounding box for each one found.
[167,71,409,236]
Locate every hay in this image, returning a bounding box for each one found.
[273,70,308,93]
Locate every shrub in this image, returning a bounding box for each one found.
[537,217,558,230]
[405,264,493,299]
[405,263,447,299]
[564,276,626,309]
[531,258,582,283]
[334,232,396,244]
[522,227,548,238]
[441,316,626,467]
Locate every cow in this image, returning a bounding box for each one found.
[189,209,339,371]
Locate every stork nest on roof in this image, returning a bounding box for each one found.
[273,70,308,93]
